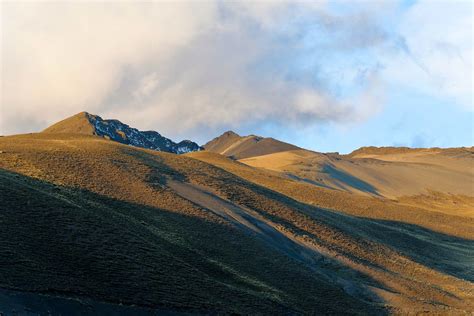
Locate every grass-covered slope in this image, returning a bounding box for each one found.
[3,169,373,314]
[42,112,96,135]
[239,147,474,207]
[189,151,474,239]
[1,133,473,314]
[0,134,378,314]
[203,131,300,159]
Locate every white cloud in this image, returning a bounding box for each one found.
[1,0,471,141]
[133,73,159,101]
[382,0,473,109]
[1,1,217,133]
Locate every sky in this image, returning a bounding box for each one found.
[1,0,473,153]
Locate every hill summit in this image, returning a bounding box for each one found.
[203,130,300,159]
[43,112,201,154]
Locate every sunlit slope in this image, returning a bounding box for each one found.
[344,147,473,197]
[239,148,474,216]
[349,146,473,165]
[238,149,321,172]
[190,151,474,237]
[203,131,300,159]
[42,111,96,134]
[348,146,474,188]
[1,134,473,314]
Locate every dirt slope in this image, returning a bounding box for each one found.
[202,131,242,153]
[238,148,474,216]
[203,131,300,159]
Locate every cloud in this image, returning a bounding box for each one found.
[0,1,388,138]
[1,1,218,133]
[382,0,473,109]
[1,1,471,142]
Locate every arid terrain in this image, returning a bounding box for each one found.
[0,115,473,315]
[3,0,472,314]
[209,133,474,217]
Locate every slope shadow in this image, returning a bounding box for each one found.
[285,173,335,190]
[355,217,474,282]
[234,175,473,282]
[0,169,387,315]
[321,163,380,196]
[0,287,178,316]
[301,204,474,282]
[129,147,472,284]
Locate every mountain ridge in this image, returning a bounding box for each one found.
[203,130,301,159]
[348,145,474,157]
[43,112,201,154]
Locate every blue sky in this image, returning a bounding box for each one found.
[271,87,474,153]
[2,0,473,153]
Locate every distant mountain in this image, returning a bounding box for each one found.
[43,112,201,154]
[348,146,474,158]
[203,131,300,159]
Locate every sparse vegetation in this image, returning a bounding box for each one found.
[0,134,380,314]
[189,152,474,239]
[1,133,473,314]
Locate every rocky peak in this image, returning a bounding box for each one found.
[43,112,201,154]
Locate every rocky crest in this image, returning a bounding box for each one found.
[43,112,201,154]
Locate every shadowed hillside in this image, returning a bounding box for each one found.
[1,133,473,314]
[0,136,379,315]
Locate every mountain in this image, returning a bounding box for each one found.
[203,131,300,159]
[1,132,473,314]
[347,146,474,157]
[202,130,473,215]
[43,111,201,154]
[238,147,474,215]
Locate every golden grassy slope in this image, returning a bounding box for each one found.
[204,131,300,159]
[1,133,377,314]
[1,134,473,314]
[348,145,473,158]
[186,151,474,313]
[42,111,96,134]
[190,151,474,238]
[238,148,474,216]
[349,147,474,175]
[239,149,321,172]
[398,191,474,218]
[203,131,242,153]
